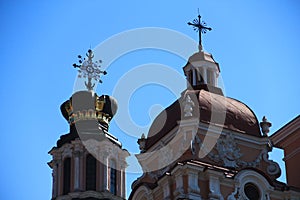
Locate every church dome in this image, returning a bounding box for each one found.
[145,89,261,150]
[60,90,118,130]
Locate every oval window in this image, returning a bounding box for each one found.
[244,183,260,200]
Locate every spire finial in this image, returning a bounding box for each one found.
[138,133,146,153]
[73,49,107,91]
[86,49,94,61]
[187,13,212,51]
[260,116,272,136]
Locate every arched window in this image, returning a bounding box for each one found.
[110,159,117,195]
[86,154,96,190]
[197,68,204,84]
[207,69,213,85]
[63,157,71,195]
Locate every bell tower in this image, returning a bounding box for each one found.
[48,50,128,200]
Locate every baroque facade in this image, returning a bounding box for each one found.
[129,46,300,200]
[48,18,300,200]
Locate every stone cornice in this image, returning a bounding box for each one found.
[271,115,300,148]
[56,190,125,200]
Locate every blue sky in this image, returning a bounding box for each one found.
[0,1,299,199]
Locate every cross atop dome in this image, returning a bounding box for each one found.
[73,49,107,91]
[188,14,212,51]
[185,14,221,94]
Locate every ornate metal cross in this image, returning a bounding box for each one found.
[188,15,212,48]
[73,49,107,91]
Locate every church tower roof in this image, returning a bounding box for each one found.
[58,49,120,147]
[142,14,263,152]
[48,49,128,200]
[130,15,287,200]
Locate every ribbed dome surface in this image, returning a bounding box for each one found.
[145,89,261,150]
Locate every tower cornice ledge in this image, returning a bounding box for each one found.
[55,190,125,200]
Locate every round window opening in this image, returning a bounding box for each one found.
[244,183,260,200]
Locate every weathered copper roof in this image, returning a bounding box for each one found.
[145,89,261,150]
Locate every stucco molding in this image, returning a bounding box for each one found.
[131,185,153,200]
[228,169,273,200]
[193,133,281,175]
[183,94,195,117]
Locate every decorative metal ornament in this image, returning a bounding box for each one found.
[188,14,212,49]
[73,49,107,90]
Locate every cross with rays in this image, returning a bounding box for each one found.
[73,49,107,91]
[188,14,212,49]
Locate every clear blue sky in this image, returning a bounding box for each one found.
[0,1,299,199]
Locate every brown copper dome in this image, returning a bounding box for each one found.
[145,89,261,150]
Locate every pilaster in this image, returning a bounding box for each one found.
[206,170,224,200]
